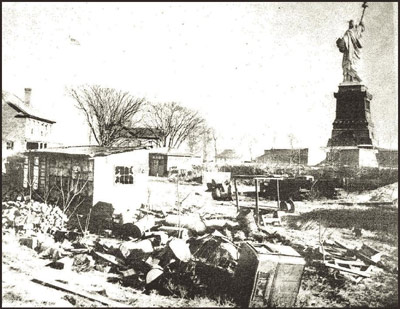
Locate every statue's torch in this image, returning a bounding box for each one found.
[360,2,368,24]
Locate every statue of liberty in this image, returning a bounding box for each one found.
[336,2,368,83]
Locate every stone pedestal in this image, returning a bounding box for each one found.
[326,83,378,167]
[327,83,375,147]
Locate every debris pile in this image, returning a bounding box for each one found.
[3,188,393,307]
[316,239,389,283]
[2,200,68,233]
[2,196,306,305]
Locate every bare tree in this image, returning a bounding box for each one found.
[54,173,90,218]
[201,126,214,162]
[187,124,212,154]
[211,128,219,162]
[144,102,206,149]
[69,85,145,146]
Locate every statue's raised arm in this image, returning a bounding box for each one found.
[336,2,368,83]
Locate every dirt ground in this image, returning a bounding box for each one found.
[2,178,398,307]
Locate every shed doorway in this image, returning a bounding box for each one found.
[149,154,166,177]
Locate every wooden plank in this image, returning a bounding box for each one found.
[276,178,280,209]
[262,215,281,226]
[358,244,383,263]
[234,178,239,212]
[255,179,259,225]
[324,261,371,277]
[32,277,129,307]
[340,272,364,283]
[139,208,164,218]
[233,175,285,180]
[93,251,126,268]
[333,239,356,251]
[322,201,394,206]
[239,204,280,211]
[333,258,366,267]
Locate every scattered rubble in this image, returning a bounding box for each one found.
[2,200,68,233]
[2,178,397,307]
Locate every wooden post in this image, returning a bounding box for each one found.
[276,179,280,210]
[234,178,239,212]
[255,178,259,225]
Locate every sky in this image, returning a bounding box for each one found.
[2,2,398,158]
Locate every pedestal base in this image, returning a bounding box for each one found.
[327,83,375,147]
[326,147,378,168]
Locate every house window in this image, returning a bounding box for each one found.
[6,141,14,150]
[115,166,134,184]
[27,142,39,150]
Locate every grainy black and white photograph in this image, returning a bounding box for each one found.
[2,2,398,307]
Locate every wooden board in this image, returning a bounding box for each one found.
[324,261,371,278]
[32,276,130,307]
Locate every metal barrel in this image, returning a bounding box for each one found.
[131,215,156,238]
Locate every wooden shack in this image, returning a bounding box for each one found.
[22,146,153,214]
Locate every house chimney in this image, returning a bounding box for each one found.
[24,88,32,105]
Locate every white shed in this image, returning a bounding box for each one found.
[23,146,153,216]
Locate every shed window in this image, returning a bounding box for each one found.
[115,166,134,184]
[72,165,81,179]
[6,141,14,150]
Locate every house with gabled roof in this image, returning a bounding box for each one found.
[2,88,56,164]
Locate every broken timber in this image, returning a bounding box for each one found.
[32,277,129,307]
[324,261,371,277]
[93,251,126,268]
[322,201,394,206]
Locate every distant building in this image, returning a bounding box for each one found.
[2,88,56,170]
[255,148,309,166]
[149,149,202,177]
[215,149,243,164]
[115,127,162,148]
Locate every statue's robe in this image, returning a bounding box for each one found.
[342,24,365,82]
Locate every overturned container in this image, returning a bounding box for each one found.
[233,242,305,308]
[131,215,156,238]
